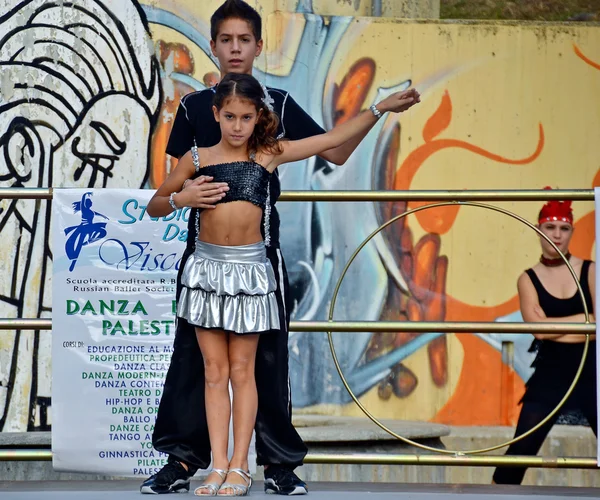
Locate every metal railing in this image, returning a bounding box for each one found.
[0,449,597,468]
[0,318,594,334]
[0,187,596,469]
[0,187,595,201]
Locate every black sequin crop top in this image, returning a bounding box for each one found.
[190,146,272,211]
[189,146,275,246]
[198,162,271,210]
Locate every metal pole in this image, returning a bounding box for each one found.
[304,453,599,468]
[290,320,595,334]
[1,318,593,334]
[0,450,52,461]
[0,188,52,199]
[0,188,594,202]
[279,189,595,202]
[0,319,53,330]
[0,449,596,468]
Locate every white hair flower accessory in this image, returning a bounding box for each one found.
[260,82,275,112]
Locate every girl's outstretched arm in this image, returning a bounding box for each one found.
[269,88,420,169]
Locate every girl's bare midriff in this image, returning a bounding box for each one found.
[198,201,264,246]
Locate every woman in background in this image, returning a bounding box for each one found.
[493,194,596,484]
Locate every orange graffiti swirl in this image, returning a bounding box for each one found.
[574,44,600,71]
[332,58,376,125]
[394,91,545,234]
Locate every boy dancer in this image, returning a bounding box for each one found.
[142,0,420,495]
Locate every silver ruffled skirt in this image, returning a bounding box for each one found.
[177,241,280,334]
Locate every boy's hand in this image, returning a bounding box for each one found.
[175,176,229,209]
[378,88,421,114]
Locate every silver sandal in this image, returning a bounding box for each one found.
[217,468,252,497]
[194,468,228,497]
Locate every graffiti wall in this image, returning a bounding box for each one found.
[0,0,161,432]
[0,0,599,432]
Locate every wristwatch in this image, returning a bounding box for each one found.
[168,192,178,210]
[369,104,382,119]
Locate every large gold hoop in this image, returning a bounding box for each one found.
[327,201,591,455]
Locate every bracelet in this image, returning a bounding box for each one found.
[168,192,178,210]
[369,104,382,119]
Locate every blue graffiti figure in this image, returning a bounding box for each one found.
[64,192,109,271]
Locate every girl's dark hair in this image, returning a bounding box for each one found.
[210,0,261,42]
[213,73,282,155]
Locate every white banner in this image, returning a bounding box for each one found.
[52,189,187,476]
[596,187,600,465]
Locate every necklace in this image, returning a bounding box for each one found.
[540,252,571,267]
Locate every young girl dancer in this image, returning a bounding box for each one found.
[147,73,419,496]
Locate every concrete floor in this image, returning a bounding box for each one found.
[0,481,599,499]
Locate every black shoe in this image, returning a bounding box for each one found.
[264,466,308,496]
[140,461,192,494]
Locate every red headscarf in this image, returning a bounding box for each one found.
[538,186,573,225]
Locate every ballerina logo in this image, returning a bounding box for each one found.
[64,192,109,272]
